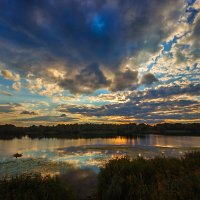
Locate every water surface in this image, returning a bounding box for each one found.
[0,135,200,177]
[1,134,200,157]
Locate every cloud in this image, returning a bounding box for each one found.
[140,73,158,85]
[1,69,20,81]
[60,114,67,117]
[0,0,199,125]
[129,84,200,102]
[111,69,138,91]
[58,104,102,116]
[88,92,129,104]
[192,18,200,48]
[16,115,77,123]
[59,63,111,94]
[0,102,40,115]
[0,90,12,96]
[0,103,22,113]
[12,82,21,91]
[58,98,199,122]
[20,111,37,115]
[58,84,200,122]
[26,77,64,96]
[0,0,186,94]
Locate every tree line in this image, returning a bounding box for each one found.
[0,123,199,139]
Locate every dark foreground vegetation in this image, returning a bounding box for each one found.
[0,174,76,200]
[1,152,200,200]
[98,151,200,200]
[0,123,199,139]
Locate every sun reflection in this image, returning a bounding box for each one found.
[112,137,128,145]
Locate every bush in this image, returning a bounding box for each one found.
[98,152,200,200]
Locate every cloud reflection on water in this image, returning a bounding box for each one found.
[1,136,200,177]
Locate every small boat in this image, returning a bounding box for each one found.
[13,153,23,158]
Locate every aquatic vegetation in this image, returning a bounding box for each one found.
[0,158,74,178]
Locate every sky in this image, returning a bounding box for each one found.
[0,0,199,126]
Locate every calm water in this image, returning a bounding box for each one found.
[0,135,200,176]
[0,134,200,157]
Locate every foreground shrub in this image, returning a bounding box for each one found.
[98,152,200,200]
[0,174,77,200]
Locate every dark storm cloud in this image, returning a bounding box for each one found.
[111,69,138,91]
[59,63,111,93]
[0,0,122,69]
[0,0,184,92]
[140,73,158,85]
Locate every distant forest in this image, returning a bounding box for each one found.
[0,123,199,139]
